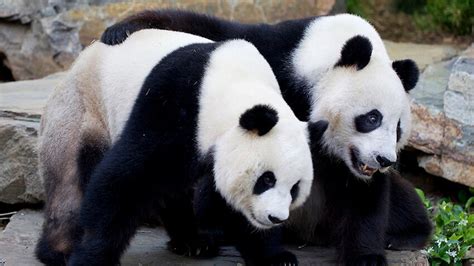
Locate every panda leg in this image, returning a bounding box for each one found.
[67,144,153,266]
[158,194,219,258]
[339,212,388,266]
[36,131,105,265]
[385,175,432,250]
[336,177,390,266]
[227,218,296,266]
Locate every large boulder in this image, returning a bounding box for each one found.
[0,0,340,81]
[0,74,60,204]
[408,45,474,187]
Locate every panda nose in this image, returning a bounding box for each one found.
[268,215,286,224]
[376,155,395,167]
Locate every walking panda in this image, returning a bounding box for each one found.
[36,29,329,265]
[101,10,432,265]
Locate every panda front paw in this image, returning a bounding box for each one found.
[346,254,387,266]
[101,23,134,45]
[167,237,219,258]
[266,250,298,266]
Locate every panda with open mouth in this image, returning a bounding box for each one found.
[100,10,433,265]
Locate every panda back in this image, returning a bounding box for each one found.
[98,29,212,142]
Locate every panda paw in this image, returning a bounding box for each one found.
[167,237,219,258]
[266,250,298,266]
[100,23,133,45]
[347,254,387,266]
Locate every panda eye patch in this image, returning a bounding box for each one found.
[396,120,402,142]
[290,181,300,202]
[355,109,383,133]
[253,171,276,195]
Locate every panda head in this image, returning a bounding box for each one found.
[310,35,418,179]
[291,15,419,179]
[212,104,327,229]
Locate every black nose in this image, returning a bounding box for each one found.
[268,215,285,224]
[376,155,395,167]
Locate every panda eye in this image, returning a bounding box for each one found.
[253,171,276,195]
[290,181,300,203]
[355,109,383,133]
[368,114,378,124]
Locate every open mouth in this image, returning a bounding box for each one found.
[350,147,378,177]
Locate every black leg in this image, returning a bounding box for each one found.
[159,194,219,258]
[67,144,153,266]
[385,174,432,250]
[236,226,297,266]
[336,175,390,266]
[340,212,388,266]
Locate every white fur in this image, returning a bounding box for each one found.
[292,14,412,179]
[99,30,212,142]
[200,40,314,228]
[74,30,314,229]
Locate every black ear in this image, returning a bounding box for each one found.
[239,105,279,136]
[308,120,329,149]
[392,59,419,92]
[335,35,372,70]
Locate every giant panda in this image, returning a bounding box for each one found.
[35,29,329,266]
[100,10,433,265]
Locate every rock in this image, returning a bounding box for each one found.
[0,0,339,81]
[384,40,459,70]
[0,209,428,265]
[0,75,61,204]
[409,44,474,187]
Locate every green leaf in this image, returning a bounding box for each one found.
[465,197,474,210]
[416,188,426,200]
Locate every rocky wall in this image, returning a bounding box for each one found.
[0,0,340,81]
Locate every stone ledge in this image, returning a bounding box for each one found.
[0,210,428,265]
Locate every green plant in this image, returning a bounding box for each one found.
[416,188,474,265]
[407,0,474,35]
[426,0,474,35]
[347,0,369,18]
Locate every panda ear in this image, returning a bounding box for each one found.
[392,59,419,92]
[239,105,279,136]
[335,35,372,70]
[308,120,329,149]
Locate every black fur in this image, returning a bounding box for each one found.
[335,35,372,70]
[239,105,278,136]
[290,181,300,203]
[77,137,109,192]
[35,236,68,266]
[253,171,277,195]
[396,120,402,142]
[99,9,430,265]
[354,109,383,133]
[287,141,432,265]
[101,9,313,121]
[194,164,298,266]
[68,43,218,266]
[392,59,419,92]
[66,42,304,266]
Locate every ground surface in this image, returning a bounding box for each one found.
[0,210,429,266]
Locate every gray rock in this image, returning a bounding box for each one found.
[384,40,459,71]
[0,210,428,265]
[0,75,60,204]
[409,44,474,187]
[0,0,339,81]
[445,56,474,125]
